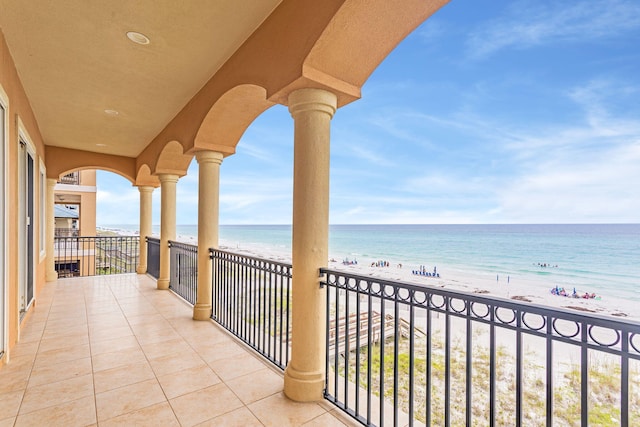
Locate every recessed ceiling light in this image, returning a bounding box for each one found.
[126,31,150,45]
[104,109,119,116]
[96,144,107,147]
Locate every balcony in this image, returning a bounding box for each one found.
[0,273,356,426]
[57,172,80,186]
[3,237,638,426]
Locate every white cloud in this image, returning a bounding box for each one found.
[467,0,640,58]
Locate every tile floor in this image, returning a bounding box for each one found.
[0,274,358,426]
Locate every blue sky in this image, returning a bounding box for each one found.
[97,0,640,225]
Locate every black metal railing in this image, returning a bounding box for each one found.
[58,172,79,185]
[169,240,198,305]
[321,268,640,427]
[54,228,78,237]
[54,236,139,277]
[210,249,292,370]
[146,237,161,279]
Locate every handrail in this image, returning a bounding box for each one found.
[321,267,640,427]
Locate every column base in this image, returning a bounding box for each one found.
[193,303,212,320]
[136,265,147,274]
[156,278,170,290]
[45,271,58,282]
[283,365,325,402]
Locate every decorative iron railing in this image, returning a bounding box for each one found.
[54,236,139,277]
[146,237,161,279]
[54,228,78,237]
[321,268,640,427]
[58,172,79,185]
[169,240,198,305]
[210,249,292,370]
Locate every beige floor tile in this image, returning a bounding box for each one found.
[93,360,155,393]
[100,401,180,427]
[302,411,349,426]
[208,352,267,381]
[89,325,133,343]
[34,343,91,367]
[0,417,15,427]
[14,395,96,427]
[92,347,147,372]
[169,383,244,427]
[87,312,127,325]
[17,327,44,343]
[129,319,172,334]
[248,393,326,427]
[0,389,24,419]
[195,339,246,364]
[28,356,92,387]
[96,378,166,421]
[90,334,141,356]
[9,341,40,359]
[134,327,182,345]
[119,305,159,317]
[3,354,36,373]
[141,338,194,360]
[157,364,221,399]
[0,368,30,394]
[195,407,263,427]
[179,327,233,347]
[45,314,87,327]
[19,373,94,414]
[37,333,90,353]
[88,319,130,332]
[40,326,88,342]
[125,312,166,326]
[225,367,283,404]
[148,349,205,377]
[86,304,123,316]
[45,315,88,329]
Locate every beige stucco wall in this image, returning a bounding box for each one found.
[1,28,48,362]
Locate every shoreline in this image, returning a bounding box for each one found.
[99,227,638,321]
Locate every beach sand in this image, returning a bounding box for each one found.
[327,259,637,321]
[104,228,637,321]
[217,240,637,321]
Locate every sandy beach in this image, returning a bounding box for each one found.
[103,227,638,321]
[326,258,638,321]
[220,240,637,321]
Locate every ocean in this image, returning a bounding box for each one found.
[103,223,640,302]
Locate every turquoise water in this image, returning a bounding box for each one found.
[104,223,640,302]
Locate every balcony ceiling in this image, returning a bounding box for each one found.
[0,0,282,157]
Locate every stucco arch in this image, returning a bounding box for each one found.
[153,140,193,177]
[135,164,160,187]
[45,146,136,183]
[193,84,274,154]
[304,0,448,94]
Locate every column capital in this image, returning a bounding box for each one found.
[195,150,224,165]
[288,88,337,119]
[157,173,179,185]
[137,185,155,194]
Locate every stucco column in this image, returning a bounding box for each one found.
[157,174,178,290]
[284,88,337,402]
[45,178,58,281]
[193,150,224,321]
[136,186,154,274]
